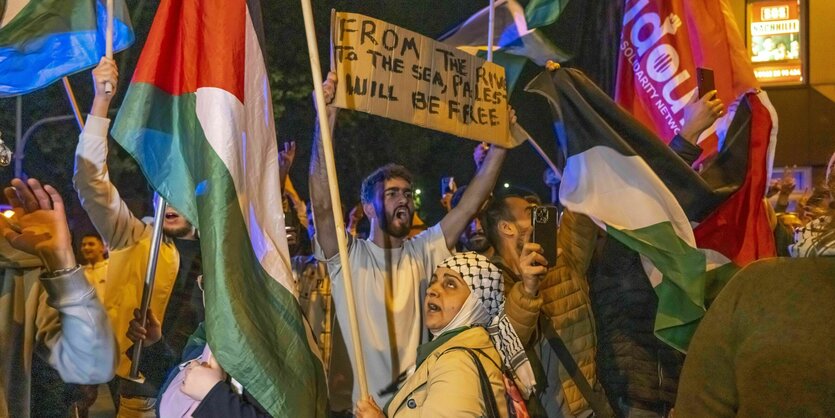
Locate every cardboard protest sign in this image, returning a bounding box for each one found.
[331,11,514,147]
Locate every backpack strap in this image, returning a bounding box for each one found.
[440,347,501,418]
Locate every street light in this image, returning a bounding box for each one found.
[13,114,77,178]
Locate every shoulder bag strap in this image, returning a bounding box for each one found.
[440,347,501,418]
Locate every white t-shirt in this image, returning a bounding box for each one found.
[316,224,452,406]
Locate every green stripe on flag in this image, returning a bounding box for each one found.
[0,0,130,42]
[112,82,328,417]
[1,0,93,42]
[524,0,566,29]
[607,221,707,352]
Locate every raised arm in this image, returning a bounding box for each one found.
[73,57,148,250]
[3,178,117,384]
[309,71,340,259]
[440,145,507,250]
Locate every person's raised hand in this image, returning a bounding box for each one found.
[91,57,119,117]
[779,166,797,196]
[279,141,297,186]
[2,178,75,272]
[509,106,518,126]
[322,71,337,105]
[519,242,548,297]
[92,57,119,101]
[679,90,724,144]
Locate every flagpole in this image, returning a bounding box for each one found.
[526,137,561,180]
[104,0,114,95]
[299,0,369,401]
[62,78,85,131]
[129,194,167,380]
[487,0,496,62]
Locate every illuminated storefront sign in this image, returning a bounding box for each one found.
[747,0,805,85]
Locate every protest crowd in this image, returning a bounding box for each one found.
[1,1,834,418]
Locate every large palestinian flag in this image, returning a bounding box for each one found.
[111,0,327,416]
[527,68,773,351]
[0,0,133,97]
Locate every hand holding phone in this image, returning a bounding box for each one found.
[519,243,547,296]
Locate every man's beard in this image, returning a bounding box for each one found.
[379,203,411,239]
[385,215,411,239]
[464,233,491,253]
[164,224,194,238]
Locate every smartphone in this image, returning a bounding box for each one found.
[531,205,558,267]
[696,67,715,99]
[440,176,456,195]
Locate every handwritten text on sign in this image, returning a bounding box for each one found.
[331,12,511,146]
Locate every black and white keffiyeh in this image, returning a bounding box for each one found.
[789,215,835,257]
[434,252,536,398]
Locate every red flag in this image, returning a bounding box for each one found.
[694,92,778,266]
[615,0,777,265]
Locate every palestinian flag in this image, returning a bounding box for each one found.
[438,0,568,91]
[0,0,133,97]
[526,68,773,351]
[110,0,327,416]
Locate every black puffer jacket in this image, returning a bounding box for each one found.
[587,236,685,414]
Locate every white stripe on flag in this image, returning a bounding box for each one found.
[560,146,696,246]
[194,6,293,292]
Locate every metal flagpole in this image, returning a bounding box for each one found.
[299,0,370,400]
[526,137,562,180]
[129,194,167,379]
[510,123,563,179]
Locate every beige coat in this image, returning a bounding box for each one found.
[386,327,508,418]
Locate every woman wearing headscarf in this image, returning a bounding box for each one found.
[355,252,535,418]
